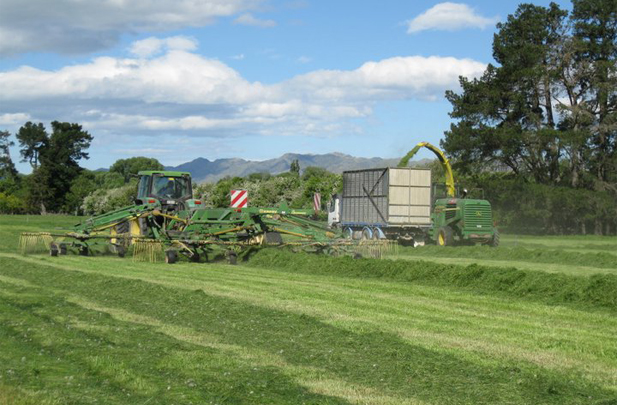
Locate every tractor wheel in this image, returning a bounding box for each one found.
[165,250,178,264]
[78,246,89,256]
[115,221,130,234]
[116,245,126,258]
[59,244,67,255]
[437,226,454,247]
[49,243,59,257]
[264,232,283,245]
[490,229,500,247]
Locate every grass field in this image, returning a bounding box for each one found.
[0,215,616,404]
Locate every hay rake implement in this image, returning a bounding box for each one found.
[19,170,393,263]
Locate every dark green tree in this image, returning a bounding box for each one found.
[444,3,568,184]
[16,122,48,169]
[28,121,93,213]
[443,0,616,194]
[110,157,165,182]
[570,0,617,188]
[0,130,18,180]
[289,159,300,175]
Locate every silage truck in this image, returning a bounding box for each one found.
[328,142,499,247]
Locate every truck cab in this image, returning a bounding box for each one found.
[327,194,340,228]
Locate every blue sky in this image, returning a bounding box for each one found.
[0,0,571,173]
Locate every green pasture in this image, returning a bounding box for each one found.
[0,215,616,404]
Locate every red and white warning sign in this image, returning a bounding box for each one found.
[313,192,321,212]
[230,189,248,208]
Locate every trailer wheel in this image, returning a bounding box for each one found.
[165,250,178,264]
[371,228,381,240]
[437,226,454,247]
[490,229,500,247]
[361,228,372,240]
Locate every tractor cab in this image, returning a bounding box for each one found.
[136,171,200,211]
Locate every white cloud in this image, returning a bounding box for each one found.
[0,0,262,55]
[297,56,312,64]
[233,13,277,28]
[0,113,31,126]
[0,37,486,138]
[129,36,198,58]
[407,2,498,33]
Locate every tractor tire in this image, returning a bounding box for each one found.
[115,221,130,234]
[437,226,454,247]
[264,232,283,245]
[59,244,67,255]
[78,246,89,256]
[116,245,126,258]
[490,229,500,247]
[165,250,178,264]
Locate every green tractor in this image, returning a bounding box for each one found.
[398,142,499,247]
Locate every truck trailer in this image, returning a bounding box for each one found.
[328,167,432,245]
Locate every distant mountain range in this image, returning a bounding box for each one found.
[166,152,431,183]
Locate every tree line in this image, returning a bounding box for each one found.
[442,0,616,235]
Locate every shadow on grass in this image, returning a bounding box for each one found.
[1,260,616,405]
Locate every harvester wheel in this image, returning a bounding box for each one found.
[490,229,500,247]
[190,253,201,263]
[437,226,454,247]
[165,250,178,264]
[78,246,89,256]
[116,245,126,258]
[59,244,67,255]
[49,243,59,257]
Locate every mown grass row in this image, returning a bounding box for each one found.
[247,249,617,313]
[395,244,617,269]
[1,256,616,404]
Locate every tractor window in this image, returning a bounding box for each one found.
[152,175,191,199]
[137,175,150,199]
